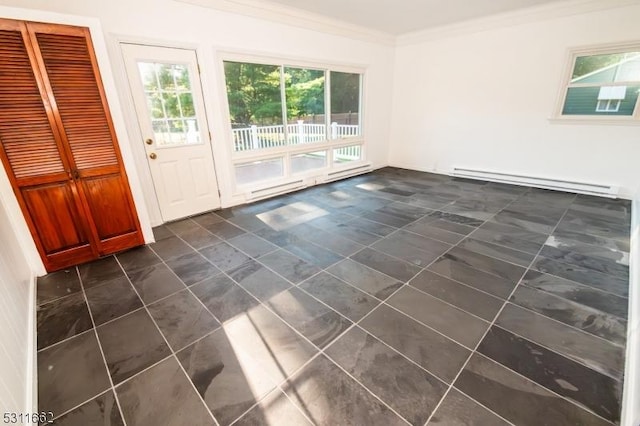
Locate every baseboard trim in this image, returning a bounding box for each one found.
[621,198,639,426]
[26,272,37,411]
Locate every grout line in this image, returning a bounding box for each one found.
[71,267,129,426]
[422,193,578,425]
[111,255,221,426]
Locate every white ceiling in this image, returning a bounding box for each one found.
[264,0,570,35]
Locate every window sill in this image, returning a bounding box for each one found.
[548,116,640,126]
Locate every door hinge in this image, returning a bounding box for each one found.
[217,189,221,197]
[208,131,212,141]
[197,63,201,74]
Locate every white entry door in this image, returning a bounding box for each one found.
[122,44,220,222]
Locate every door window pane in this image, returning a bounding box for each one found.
[137,62,201,147]
[330,71,361,139]
[333,145,362,165]
[235,157,284,185]
[291,151,327,174]
[224,61,285,152]
[285,67,326,145]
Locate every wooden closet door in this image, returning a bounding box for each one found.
[0,19,97,269]
[27,22,144,259]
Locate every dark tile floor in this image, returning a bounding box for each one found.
[36,167,631,425]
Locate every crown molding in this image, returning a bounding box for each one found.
[397,0,640,46]
[174,0,396,46]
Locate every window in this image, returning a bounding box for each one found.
[558,46,640,119]
[223,57,364,188]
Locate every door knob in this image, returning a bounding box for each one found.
[145,138,153,145]
[149,153,157,160]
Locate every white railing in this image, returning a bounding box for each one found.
[334,145,361,162]
[233,120,360,152]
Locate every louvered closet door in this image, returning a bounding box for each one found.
[0,19,97,269]
[27,22,143,259]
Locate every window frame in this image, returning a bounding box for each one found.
[216,51,366,192]
[553,41,640,124]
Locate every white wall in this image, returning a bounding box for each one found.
[389,4,640,198]
[0,195,35,413]
[0,0,396,226]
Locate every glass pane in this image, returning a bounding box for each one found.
[333,145,362,165]
[291,151,327,174]
[330,71,361,139]
[224,61,285,152]
[285,67,326,145]
[235,157,284,185]
[562,85,640,116]
[571,52,640,83]
[137,61,201,147]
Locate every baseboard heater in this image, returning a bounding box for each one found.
[248,179,305,201]
[325,163,372,183]
[451,167,619,198]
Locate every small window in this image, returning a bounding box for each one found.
[557,46,640,120]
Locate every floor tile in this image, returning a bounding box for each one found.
[265,287,352,348]
[372,230,450,267]
[473,221,547,254]
[256,200,329,231]
[377,201,431,221]
[409,270,503,321]
[387,286,489,348]
[258,249,320,284]
[289,224,364,256]
[178,227,222,250]
[441,246,526,282]
[79,256,126,289]
[234,389,311,426]
[327,259,402,300]
[326,327,448,424]
[84,276,143,326]
[428,257,516,299]
[191,275,259,323]
[283,239,343,268]
[228,260,292,302]
[540,245,628,279]
[282,355,406,425]
[165,218,201,235]
[38,332,111,416]
[202,220,245,240]
[520,270,628,319]
[96,309,171,384]
[36,268,81,306]
[428,210,484,227]
[116,357,213,426]
[359,304,469,383]
[351,247,421,283]
[344,217,396,236]
[553,227,629,253]
[126,263,186,304]
[228,233,278,258]
[478,326,622,422]
[166,252,220,286]
[299,272,379,321]
[362,210,413,227]
[403,221,466,245]
[510,285,626,345]
[557,211,630,243]
[152,225,174,240]
[496,303,624,379]
[455,353,611,426]
[428,388,510,425]
[491,209,557,234]
[458,238,535,267]
[53,390,124,426]
[199,242,252,272]
[532,256,628,297]
[177,305,316,425]
[545,234,629,265]
[37,292,92,350]
[148,289,220,351]
[149,235,194,261]
[115,246,161,273]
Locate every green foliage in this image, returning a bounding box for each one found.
[331,71,360,114]
[573,53,628,80]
